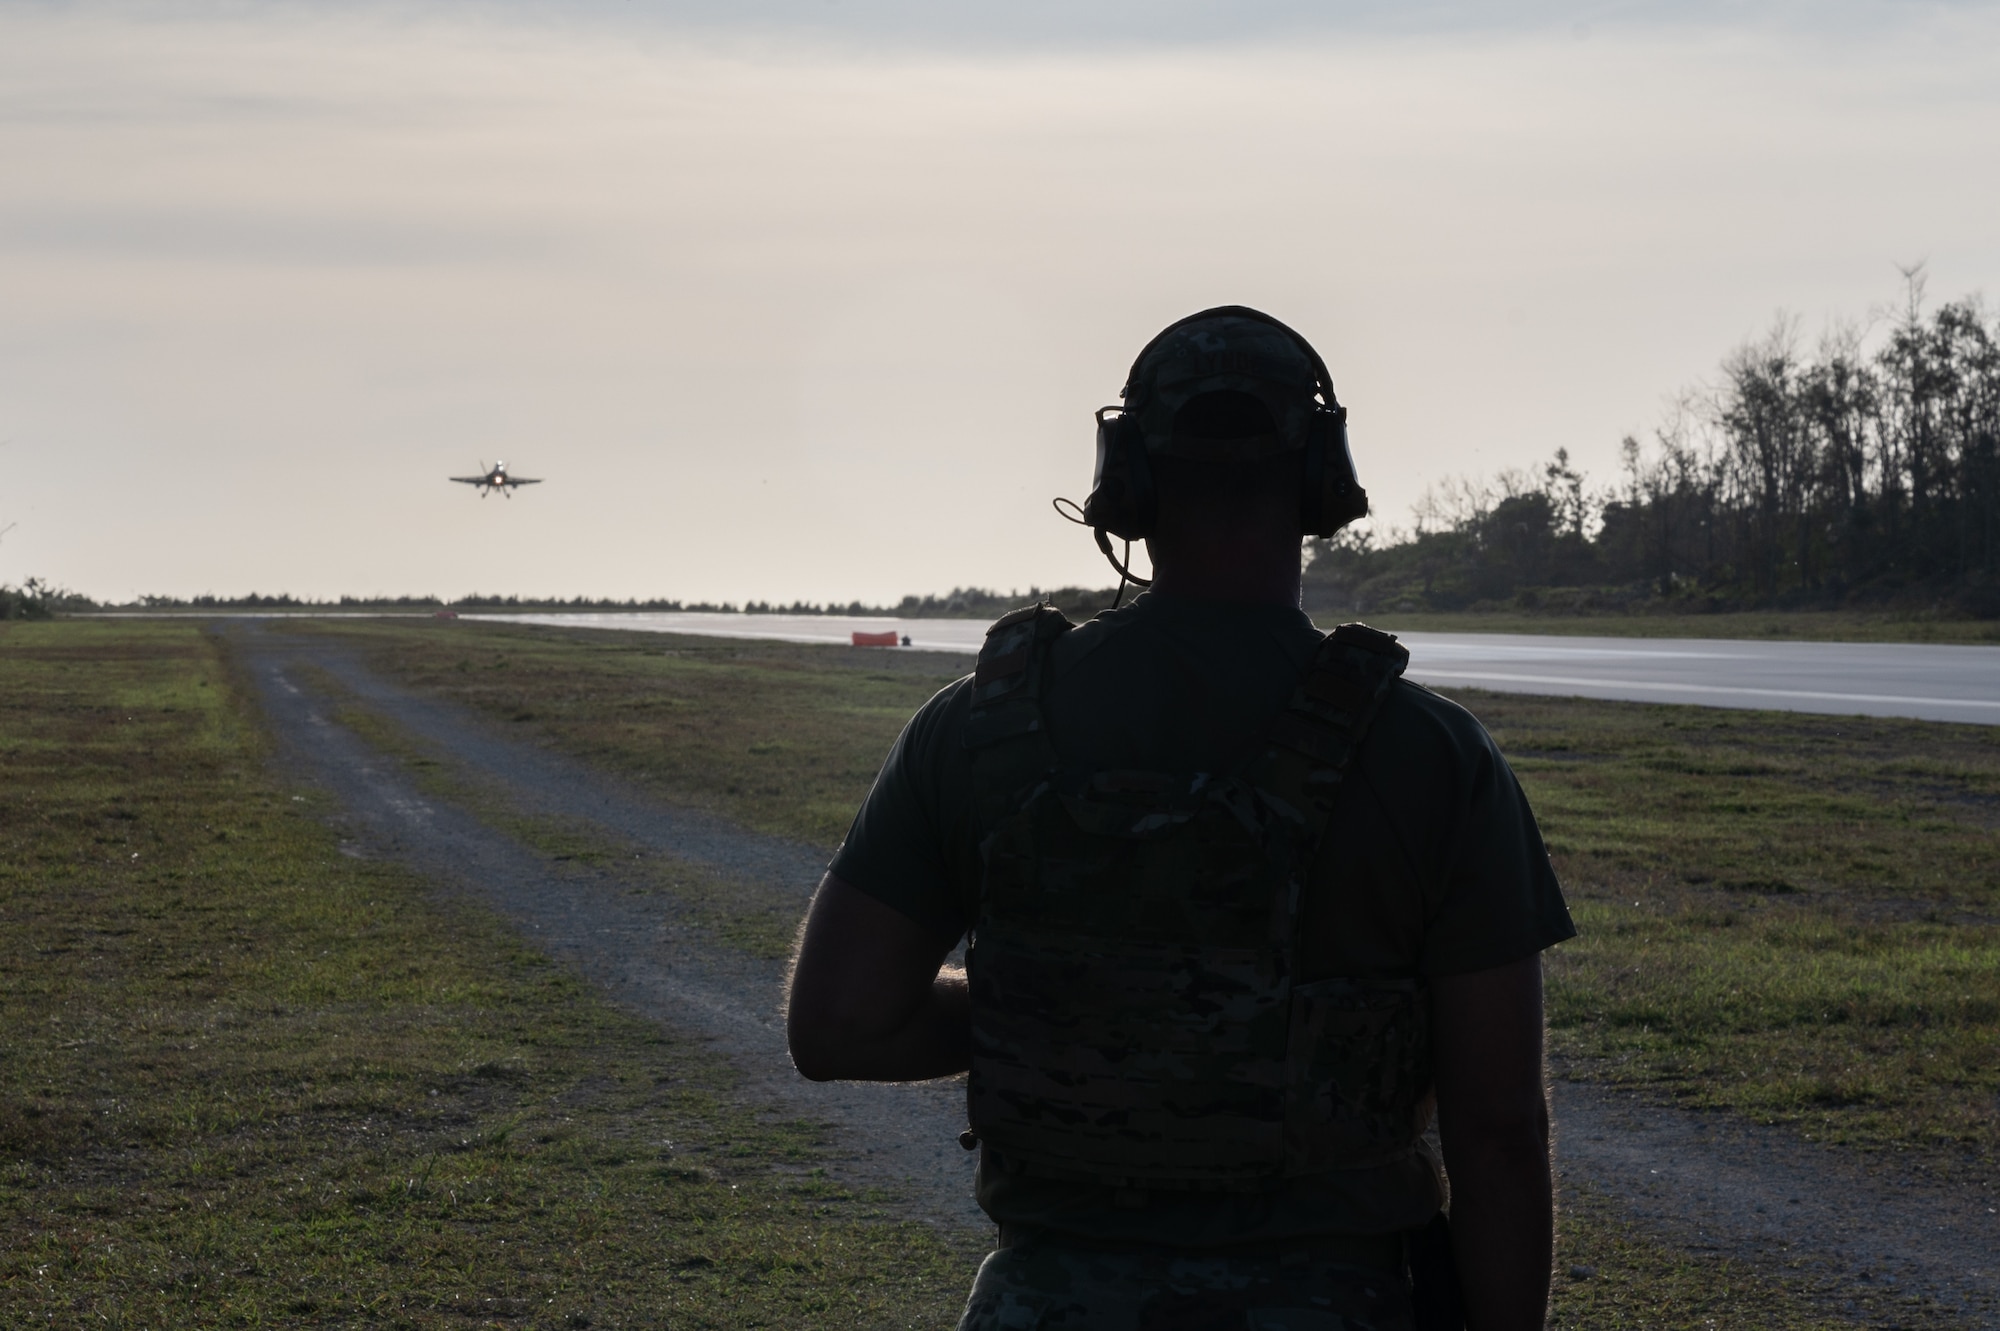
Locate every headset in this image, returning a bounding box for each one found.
[1077,307,1368,564]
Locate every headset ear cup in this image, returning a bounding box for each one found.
[1083,411,1155,540]
[1328,406,1368,531]
[1304,406,1367,538]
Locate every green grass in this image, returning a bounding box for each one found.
[319,681,803,961]
[1358,608,2000,644]
[1551,898,1998,1145]
[1491,698,1999,912]
[1453,693,2000,1154]
[302,619,2000,1157]
[0,620,969,1328]
[29,615,2000,1326]
[294,620,968,852]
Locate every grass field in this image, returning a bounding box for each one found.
[301,618,1998,1322]
[0,620,965,1328]
[304,619,2000,1158]
[1477,693,2000,1153]
[9,614,1996,1327]
[301,621,973,850]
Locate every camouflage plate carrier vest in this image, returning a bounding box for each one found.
[964,603,1427,1190]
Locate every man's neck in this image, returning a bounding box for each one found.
[1144,539,1302,608]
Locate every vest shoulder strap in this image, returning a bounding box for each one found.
[1262,620,1409,804]
[963,602,1073,751]
[1250,622,1409,961]
[964,602,1072,832]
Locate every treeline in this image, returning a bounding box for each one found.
[123,593,743,613]
[138,592,445,610]
[887,587,1121,620]
[452,594,742,612]
[106,587,1124,620]
[1305,273,2000,619]
[0,579,91,621]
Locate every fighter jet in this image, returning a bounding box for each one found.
[450,461,543,498]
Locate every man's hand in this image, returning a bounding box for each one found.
[786,873,969,1082]
[1432,954,1554,1331]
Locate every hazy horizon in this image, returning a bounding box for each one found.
[5,2,1999,604]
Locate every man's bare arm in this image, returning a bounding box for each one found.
[1431,954,1554,1331]
[786,873,969,1082]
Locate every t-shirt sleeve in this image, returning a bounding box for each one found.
[1413,698,1577,977]
[824,676,977,943]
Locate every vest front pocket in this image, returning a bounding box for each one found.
[1282,975,1431,1173]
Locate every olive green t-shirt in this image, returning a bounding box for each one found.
[827,590,1575,1246]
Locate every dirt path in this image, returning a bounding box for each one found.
[231,625,987,1243]
[232,625,1999,1325]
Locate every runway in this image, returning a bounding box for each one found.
[462,611,2000,726]
[1392,632,2000,725]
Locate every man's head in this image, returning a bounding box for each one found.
[1123,310,1324,466]
[1152,391,1305,551]
[1082,306,1366,547]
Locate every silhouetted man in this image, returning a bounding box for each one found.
[789,307,1574,1330]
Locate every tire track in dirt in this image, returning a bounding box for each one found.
[235,625,2000,1324]
[231,626,987,1242]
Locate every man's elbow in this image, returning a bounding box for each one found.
[791,1052,840,1083]
[786,1009,845,1082]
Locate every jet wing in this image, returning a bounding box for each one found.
[506,477,543,485]
[449,476,488,484]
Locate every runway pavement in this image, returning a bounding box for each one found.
[1393,632,2000,725]
[462,611,2000,726]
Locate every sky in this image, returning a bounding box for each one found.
[3,1,1999,604]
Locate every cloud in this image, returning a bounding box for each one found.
[0,209,554,266]
[379,0,2000,50]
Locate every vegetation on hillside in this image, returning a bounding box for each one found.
[1308,273,2000,619]
[107,586,1128,619]
[124,591,750,613]
[0,578,88,620]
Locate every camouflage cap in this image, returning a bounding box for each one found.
[1122,307,1326,462]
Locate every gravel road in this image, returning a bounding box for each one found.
[233,625,986,1243]
[230,624,2000,1324]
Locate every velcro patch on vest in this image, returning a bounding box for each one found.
[1329,622,1403,656]
[989,602,1048,632]
[973,645,1031,693]
[968,604,1075,711]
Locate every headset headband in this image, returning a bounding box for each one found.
[1120,305,1341,421]
[1073,304,1365,607]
